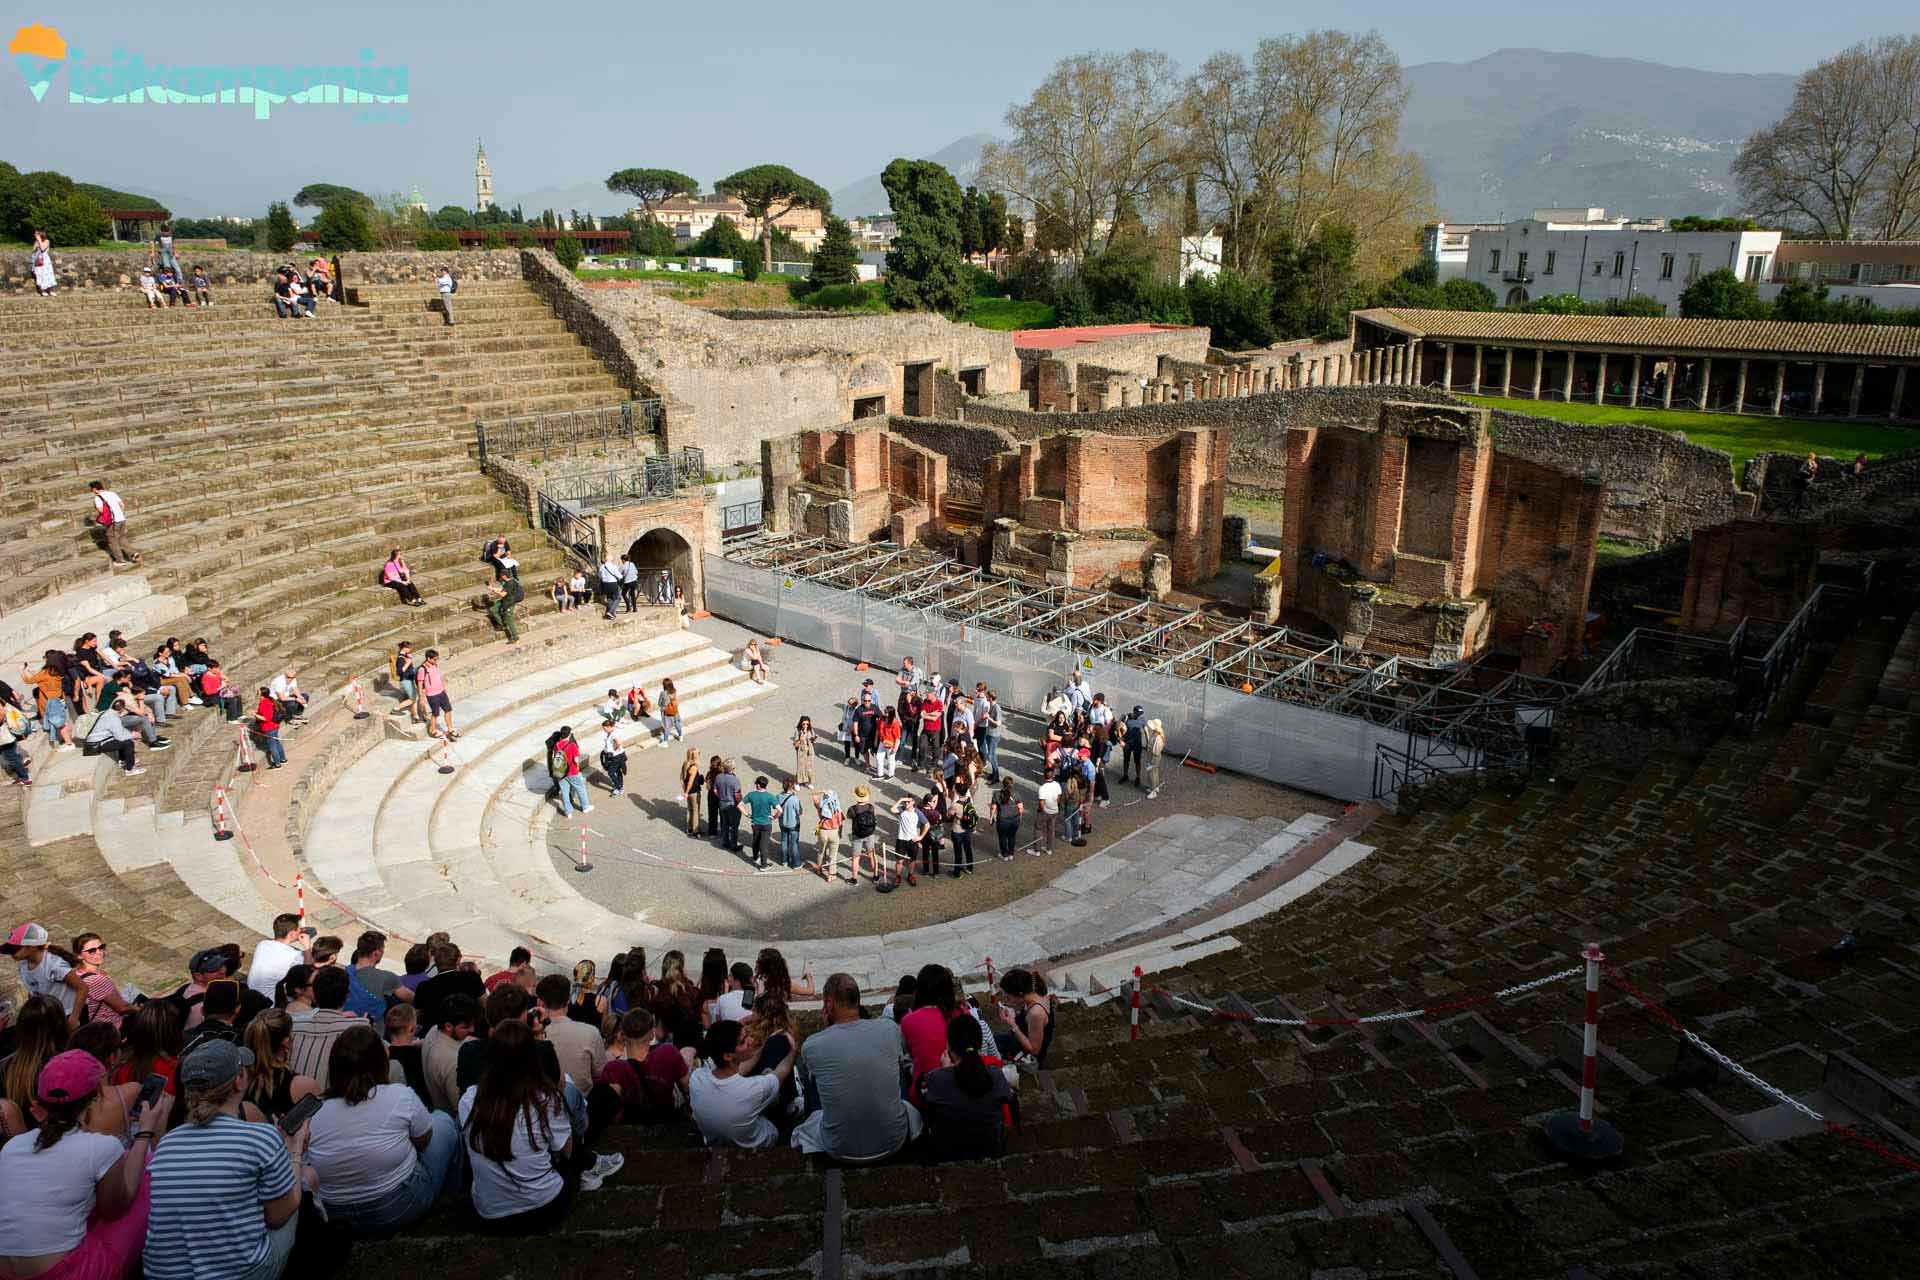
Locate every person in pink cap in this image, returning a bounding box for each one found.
[0,1048,173,1278]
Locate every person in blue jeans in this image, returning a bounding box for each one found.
[744,775,778,869]
[304,1025,464,1233]
[549,726,591,818]
[776,778,804,869]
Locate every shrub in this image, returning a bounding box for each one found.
[415,228,459,252]
[29,190,109,246]
[553,235,584,270]
[311,200,375,252]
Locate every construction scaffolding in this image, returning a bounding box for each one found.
[710,535,1578,802]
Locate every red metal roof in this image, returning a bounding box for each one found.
[1013,323,1200,350]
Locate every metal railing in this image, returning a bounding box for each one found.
[537,492,599,567]
[720,499,763,540]
[1731,580,1859,730]
[475,399,663,463]
[540,447,704,507]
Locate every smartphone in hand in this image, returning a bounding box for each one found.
[135,1073,166,1113]
[278,1093,322,1136]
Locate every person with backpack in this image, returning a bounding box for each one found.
[658,678,683,742]
[775,778,805,869]
[596,554,623,621]
[435,264,456,325]
[990,779,1023,860]
[487,575,524,644]
[546,726,590,819]
[743,776,779,870]
[951,790,979,877]
[87,480,141,568]
[812,789,845,883]
[0,684,32,786]
[598,718,627,798]
[619,556,640,613]
[846,784,880,883]
[710,760,743,852]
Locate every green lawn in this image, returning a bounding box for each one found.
[576,266,746,283]
[1461,394,1915,471]
[965,297,1054,331]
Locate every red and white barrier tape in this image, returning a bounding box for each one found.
[1152,965,1582,1027]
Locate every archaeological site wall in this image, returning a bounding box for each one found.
[9,248,527,292]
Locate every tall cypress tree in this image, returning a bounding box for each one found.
[881,159,969,314]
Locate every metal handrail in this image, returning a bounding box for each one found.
[537,492,599,567]
[475,399,663,463]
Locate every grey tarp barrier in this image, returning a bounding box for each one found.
[703,554,779,635]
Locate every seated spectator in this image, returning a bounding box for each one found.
[267,667,309,726]
[106,1000,184,1102]
[918,1015,1014,1160]
[143,1040,312,1280]
[82,698,153,774]
[484,948,536,995]
[149,643,196,712]
[0,1049,172,1278]
[790,974,921,1160]
[899,963,962,1103]
[156,265,191,306]
[276,964,316,1015]
[95,670,171,738]
[65,1020,148,1141]
[287,966,359,1091]
[307,257,333,302]
[739,994,799,1109]
[190,265,212,307]
[412,941,484,1034]
[199,659,243,721]
[597,1008,688,1123]
[421,993,479,1114]
[350,930,406,1010]
[993,969,1053,1066]
[139,265,164,309]
[380,548,425,607]
[270,269,297,318]
[550,578,571,613]
[568,570,590,608]
[712,961,756,1023]
[240,1009,320,1124]
[180,977,245,1057]
[536,974,605,1093]
[460,1019,619,1233]
[689,1020,792,1149]
[306,1025,460,1234]
[1,994,70,1140]
[287,269,315,317]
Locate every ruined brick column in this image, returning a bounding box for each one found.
[1118,384,1133,407]
[1336,353,1348,385]
[1181,379,1195,401]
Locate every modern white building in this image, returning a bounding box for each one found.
[1423,221,1505,281]
[1179,233,1224,283]
[1458,210,1782,313]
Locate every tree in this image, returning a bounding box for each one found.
[1003,204,1026,252]
[806,216,860,292]
[1670,215,1762,232]
[30,191,108,246]
[553,234,584,270]
[1772,279,1835,322]
[1184,267,1273,348]
[265,201,297,252]
[311,200,375,251]
[1437,278,1496,310]
[0,169,76,240]
[881,158,970,314]
[688,216,751,266]
[1182,174,1201,236]
[714,164,831,274]
[432,205,475,230]
[292,183,370,210]
[981,191,1008,256]
[1271,221,1361,337]
[1734,36,1920,238]
[416,228,460,252]
[978,49,1183,259]
[1678,268,1769,319]
[605,167,699,222]
[959,186,983,258]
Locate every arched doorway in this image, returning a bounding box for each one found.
[627,528,694,606]
[1505,286,1530,306]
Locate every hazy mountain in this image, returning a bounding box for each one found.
[1402,49,1795,221]
[829,132,994,218]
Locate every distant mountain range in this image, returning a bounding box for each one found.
[1401,49,1796,221]
[829,133,993,218]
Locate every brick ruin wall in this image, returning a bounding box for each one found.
[8,248,528,292]
[1679,518,1916,633]
[1018,327,1213,411]
[886,416,1018,504]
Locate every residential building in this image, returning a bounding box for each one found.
[1179,233,1224,283]
[1423,221,1506,281]
[648,195,827,250]
[1461,209,1781,313]
[1764,241,1920,311]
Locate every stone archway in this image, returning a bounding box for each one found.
[626,527,694,606]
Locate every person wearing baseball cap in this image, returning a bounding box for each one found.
[0,1049,172,1276]
[143,1038,312,1280]
[4,921,84,1019]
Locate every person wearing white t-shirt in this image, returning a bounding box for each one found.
[712,961,755,1023]
[247,913,308,1000]
[1034,775,1062,855]
[688,1021,792,1149]
[268,668,308,726]
[7,922,84,1015]
[87,480,141,566]
[304,1025,459,1233]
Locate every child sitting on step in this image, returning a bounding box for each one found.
[625,684,653,722]
[138,266,164,309]
[190,266,212,307]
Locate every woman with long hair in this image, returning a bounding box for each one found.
[0,1050,172,1277]
[739,993,799,1093]
[899,963,960,1102]
[241,1009,320,1122]
[70,932,133,1029]
[680,749,703,835]
[567,959,602,1026]
[306,1026,458,1232]
[705,754,725,838]
[460,1019,590,1232]
[67,1020,144,1143]
[381,547,425,607]
[697,948,728,1027]
[106,999,183,1096]
[599,948,649,1025]
[791,715,817,786]
[276,963,316,1014]
[994,968,1053,1066]
[22,649,75,749]
[991,778,1024,861]
[919,1013,1013,1159]
[0,994,69,1139]
[649,950,700,1049]
[753,947,814,1006]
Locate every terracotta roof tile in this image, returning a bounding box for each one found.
[1354,308,1920,360]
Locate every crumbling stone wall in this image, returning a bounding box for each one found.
[886,416,1017,504]
[1679,517,1914,632]
[1016,326,1211,410]
[7,248,526,293]
[1556,678,1735,776]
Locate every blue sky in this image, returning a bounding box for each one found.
[0,0,1905,216]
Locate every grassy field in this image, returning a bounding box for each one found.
[1461,394,1916,471]
[964,297,1054,330]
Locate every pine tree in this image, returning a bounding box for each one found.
[265,201,296,252]
[808,216,859,289]
[1182,175,1201,236]
[959,186,983,258]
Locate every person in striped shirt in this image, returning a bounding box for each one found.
[143,1039,312,1280]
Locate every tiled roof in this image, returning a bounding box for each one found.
[1355,308,1920,359]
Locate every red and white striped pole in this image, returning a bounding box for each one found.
[349,677,369,720]
[575,823,592,873]
[1543,941,1624,1159]
[1130,965,1143,1042]
[211,786,233,842]
[295,872,306,931]
[235,724,255,772]
[984,956,996,991]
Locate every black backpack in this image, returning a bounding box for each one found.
[850,804,876,838]
[502,578,525,607]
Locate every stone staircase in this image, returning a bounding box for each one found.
[0,276,639,989]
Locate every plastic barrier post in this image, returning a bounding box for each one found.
[211,786,234,842]
[1130,965,1143,1042]
[1544,942,1625,1159]
[575,824,592,873]
[350,678,369,720]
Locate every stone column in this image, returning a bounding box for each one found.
[1118,384,1132,407]
[1442,344,1455,391]
[1628,354,1642,407]
[1500,348,1513,397]
[1561,350,1575,401]
[1531,349,1544,399]
[1849,364,1865,416]
[1336,352,1348,385]
[1289,356,1302,389]
[1470,344,1484,395]
[1410,341,1423,385]
[1594,353,1608,404]
[1181,378,1195,402]
[1771,361,1786,416]
[1700,357,1713,411]
[1662,357,1675,409]
[1890,365,1908,420]
[1812,362,1826,414]
[1733,358,1749,415]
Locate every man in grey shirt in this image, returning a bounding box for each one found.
[791,974,922,1159]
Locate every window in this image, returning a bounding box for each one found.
[1488,249,1501,272]
[1593,261,1604,276]
[1515,251,1528,276]
[1612,252,1626,278]
[1744,254,1767,283]
[1543,250,1556,275]
[1660,253,1675,280]
[1686,253,1702,282]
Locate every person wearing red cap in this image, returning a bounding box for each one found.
[0,1048,172,1277]
[4,922,85,1021]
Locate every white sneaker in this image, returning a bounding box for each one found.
[579,1151,624,1190]
[579,1166,605,1192]
[126,767,147,776]
[581,804,594,814]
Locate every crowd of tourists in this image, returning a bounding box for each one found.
[1,915,1056,1272]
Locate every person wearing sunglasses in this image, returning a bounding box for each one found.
[70,934,132,1031]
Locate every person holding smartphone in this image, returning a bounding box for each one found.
[303,1026,459,1233]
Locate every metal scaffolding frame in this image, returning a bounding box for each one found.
[722,534,1578,738]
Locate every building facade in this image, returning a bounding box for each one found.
[1460,210,1781,312]
[1764,240,1920,311]
[648,195,827,250]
